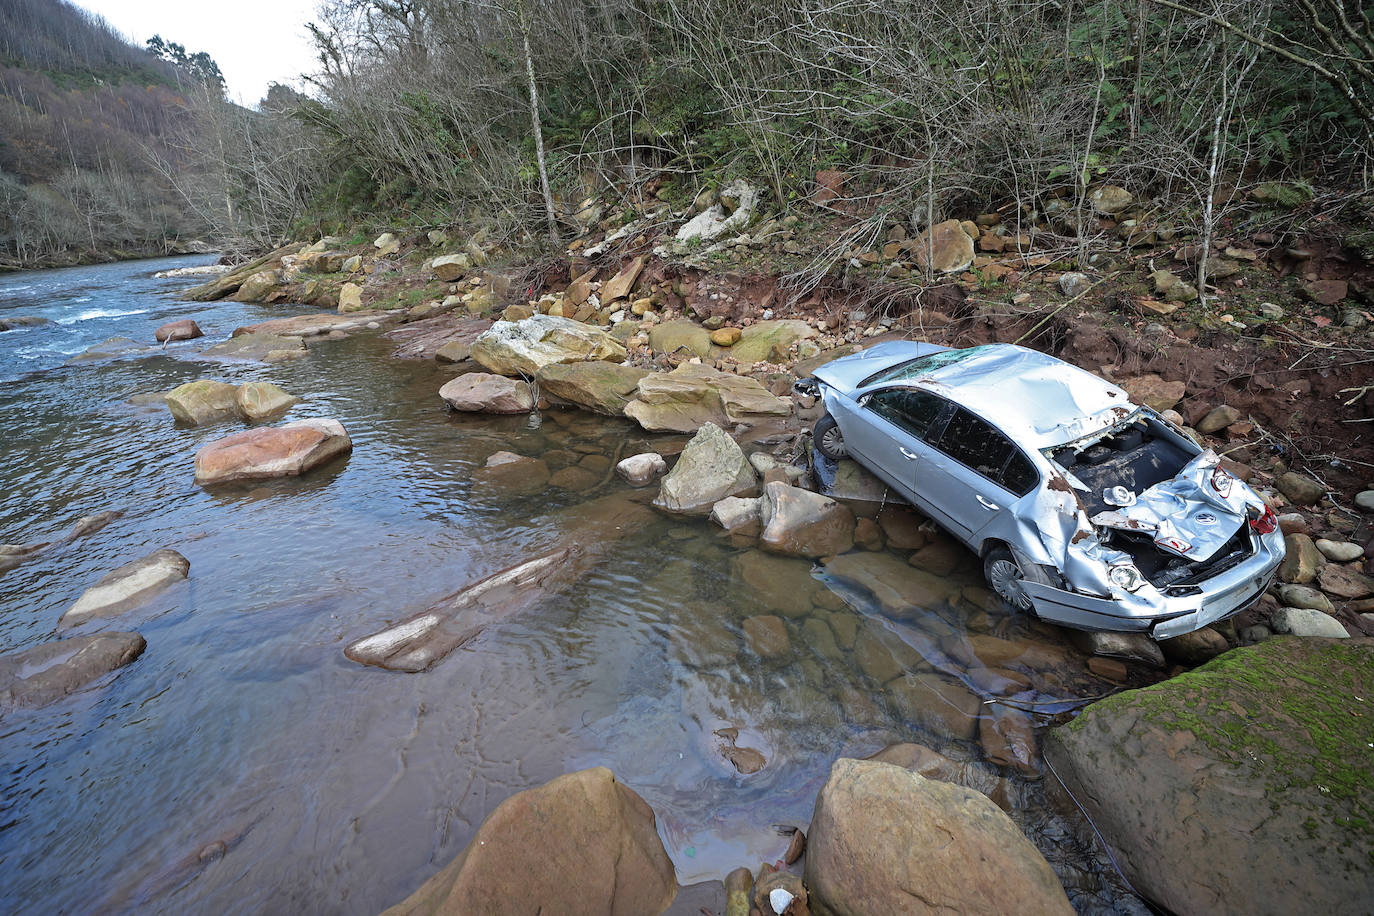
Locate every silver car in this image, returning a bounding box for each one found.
[798,342,1285,637]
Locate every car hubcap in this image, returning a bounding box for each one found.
[988,558,1031,610]
[820,425,847,457]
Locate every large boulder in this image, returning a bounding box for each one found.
[234,269,282,302]
[727,319,818,364]
[439,373,534,414]
[154,319,203,343]
[59,549,189,627]
[912,219,976,274]
[805,758,1072,916]
[0,632,147,711]
[193,418,352,486]
[648,320,713,359]
[1044,637,1374,916]
[758,481,854,558]
[653,423,756,515]
[165,380,240,426]
[469,315,626,377]
[1120,374,1186,412]
[380,767,676,916]
[338,283,365,313]
[624,363,791,433]
[536,363,650,416]
[235,382,298,422]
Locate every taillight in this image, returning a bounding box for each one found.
[1210,466,1233,498]
[1249,505,1277,534]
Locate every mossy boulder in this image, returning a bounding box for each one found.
[535,362,650,416]
[1044,637,1374,916]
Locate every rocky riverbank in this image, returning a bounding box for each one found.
[6,177,1372,913]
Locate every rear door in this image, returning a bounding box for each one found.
[831,386,951,503]
[918,407,1033,543]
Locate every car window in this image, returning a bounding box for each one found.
[936,407,1015,480]
[865,388,948,441]
[999,448,1039,496]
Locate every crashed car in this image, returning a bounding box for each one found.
[796,342,1284,638]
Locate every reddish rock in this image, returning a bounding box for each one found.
[193,419,352,486]
[1302,279,1347,305]
[379,767,676,916]
[154,319,203,343]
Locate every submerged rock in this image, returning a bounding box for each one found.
[469,314,625,377]
[805,758,1071,915]
[473,451,550,495]
[347,496,655,672]
[439,373,534,414]
[822,551,952,617]
[347,548,579,672]
[379,767,676,916]
[65,336,151,364]
[0,315,53,331]
[202,331,306,362]
[624,363,791,434]
[653,423,756,515]
[1044,637,1374,915]
[166,380,240,426]
[0,632,146,711]
[193,419,352,486]
[60,549,189,627]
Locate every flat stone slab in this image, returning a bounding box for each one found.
[346,495,654,671]
[201,331,307,362]
[60,549,189,627]
[0,632,146,710]
[234,312,396,338]
[193,418,352,486]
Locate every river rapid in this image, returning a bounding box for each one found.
[0,256,1146,913]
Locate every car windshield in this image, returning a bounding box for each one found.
[858,345,993,388]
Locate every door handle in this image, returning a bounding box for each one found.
[976,494,1000,511]
[899,447,918,460]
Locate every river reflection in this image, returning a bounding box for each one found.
[0,258,1146,914]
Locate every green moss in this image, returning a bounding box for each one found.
[1070,638,1373,839]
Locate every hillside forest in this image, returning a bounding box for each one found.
[2,0,1373,277]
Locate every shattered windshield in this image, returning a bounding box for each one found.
[859,345,993,388]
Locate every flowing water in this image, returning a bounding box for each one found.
[0,257,1148,914]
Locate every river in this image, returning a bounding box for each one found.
[0,256,1147,913]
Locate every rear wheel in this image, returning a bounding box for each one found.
[813,414,848,460]
[984,546,1033,611]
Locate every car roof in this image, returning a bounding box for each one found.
[880,343,1136,449]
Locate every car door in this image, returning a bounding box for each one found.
[917,406,1022,543]
[831,386,951,504]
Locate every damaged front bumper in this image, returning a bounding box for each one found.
[1021,527,1285,638]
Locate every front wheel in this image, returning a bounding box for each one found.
[813,414,848,460]
[984,546,1033,611]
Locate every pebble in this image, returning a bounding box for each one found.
[1356,490,1374,512]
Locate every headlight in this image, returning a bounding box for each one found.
[1108,563,1147,592]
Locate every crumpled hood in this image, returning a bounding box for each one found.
[1089,450,1249,561]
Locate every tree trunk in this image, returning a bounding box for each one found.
[517,0,560,245]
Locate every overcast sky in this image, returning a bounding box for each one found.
[76,0,322,105]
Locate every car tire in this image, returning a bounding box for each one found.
[984,546,1033,612]
[814,414,848,460]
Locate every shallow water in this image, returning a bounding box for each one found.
[0,258,1148,913]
